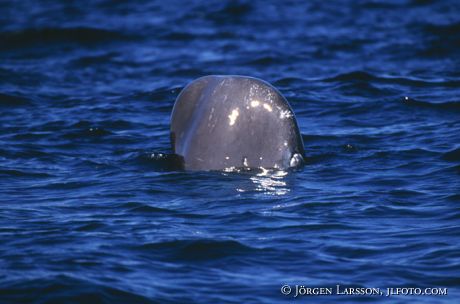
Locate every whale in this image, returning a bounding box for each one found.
[170,75,305,171]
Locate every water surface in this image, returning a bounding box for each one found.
[1,0,459,303]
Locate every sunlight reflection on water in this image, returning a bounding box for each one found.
[233,168,290,196]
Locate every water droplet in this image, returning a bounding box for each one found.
[290,153,304,167]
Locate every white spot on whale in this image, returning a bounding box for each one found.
[228,108,239,126]
[289,153,303,167]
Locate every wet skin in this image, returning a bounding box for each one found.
[170,75,305,171]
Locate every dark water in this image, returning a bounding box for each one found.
[1,0,459,303]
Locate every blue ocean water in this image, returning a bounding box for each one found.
[1,0,459,303]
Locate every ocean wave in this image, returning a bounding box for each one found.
[360,204,434,217]
[0,27,130,50]
[120,201,178,214]
[0,147,53,160]
[255,223,358,233]
[413,21,460,57]
[420,21,460,39]
[62,128,113,140]
[442,147,460,161]
[402,97,460,111]
[198,0,253,23]
[0,275,152,304]
[325,70,460,88]
[132,152,184,171]
[69,52,119,67]
[273,77,307,87]
[134,239,260,261]
[0,92,33,107]
[0,169,53,178]
[36,180,101,190]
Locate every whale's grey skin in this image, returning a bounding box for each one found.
[170,75,305,171]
